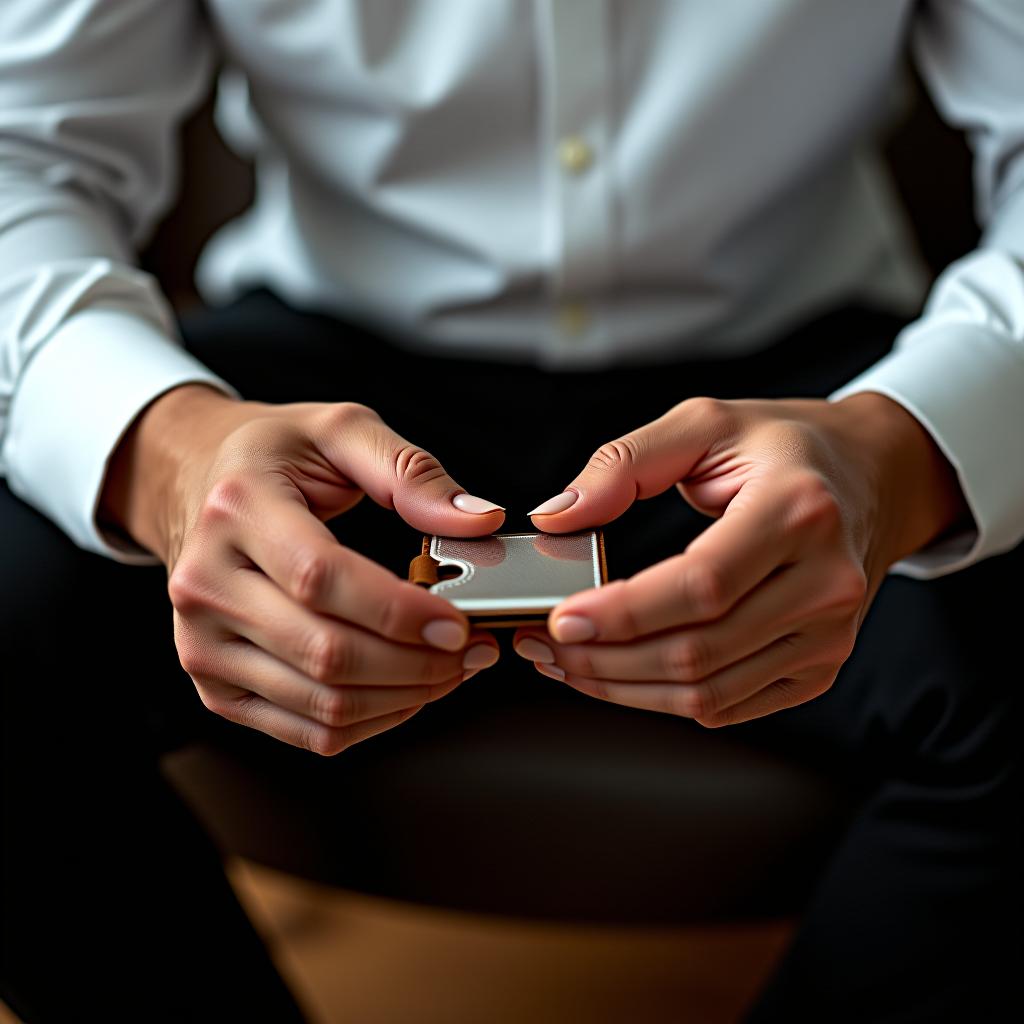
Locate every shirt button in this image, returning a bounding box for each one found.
[558,134,594,175]
[557,302,590,338]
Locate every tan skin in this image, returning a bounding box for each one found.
[515,393,968,727]
[100,385,966,749]
[100,384,506,756]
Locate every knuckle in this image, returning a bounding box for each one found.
[393,444,446,486]
[194,683,229,720]
[167,561,207,616]
[812,669,839,699]
[315,688,352,727]
[788,473,843,535]
[773,676,818,712]
[827,562,868,612]
[228,692,262,728]
[289,549,332,607]
[307,726,347,757]
[177,645,206,677]
[672,685,708,719]
[566,644,597,679]
[326,401,378,431]
[695,711,729,729]
[678,396,733,431]
[607,579,642,639]
[664,635,708,682]
[678,562,729,619]
[830,627,858,665]
[400,704,426,724]
[174,628,215,678]
[304,628,349,683]
[314,402,380,455]
[588,434,642,473]
[169,562,235,621]
[199,475,250,528]
[417,655,452,686]
[376,590,409,640]
[803,670,837,701]
[804,627,856,672]
[426,680,455,701]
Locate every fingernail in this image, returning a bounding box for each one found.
[452,493,506,515]
[514,637,555,664]
[536,662,566,680]
[422,619,466,652]
[528,492,578,516]
[551,615,596,643]
[463,644,499,670]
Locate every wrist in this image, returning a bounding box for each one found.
[98,383,244,563]
[827,392,969,565]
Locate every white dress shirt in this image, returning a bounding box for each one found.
[1,1,1022,578]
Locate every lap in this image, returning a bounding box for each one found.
[3,291,1019,946]
[4,290,1019,787]
[177,291,1024,828]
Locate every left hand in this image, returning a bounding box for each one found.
[514,394,968,727]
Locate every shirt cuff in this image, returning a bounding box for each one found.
[830,320,1024,579]
[4,308,238,563]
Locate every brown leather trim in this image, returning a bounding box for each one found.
[408,536,439,587]
[596,530,608,585]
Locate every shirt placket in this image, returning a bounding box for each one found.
[536,0,614,355]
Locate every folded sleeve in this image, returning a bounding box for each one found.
[831,0,1024,579]
[0,1,237,564]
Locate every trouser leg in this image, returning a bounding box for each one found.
[0,457,308,1019]
[741,546,1022,1023]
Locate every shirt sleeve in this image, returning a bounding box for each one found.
[0,0,238,564]
[830,0,1024,579]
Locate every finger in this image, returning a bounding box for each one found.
[195,677,426,755]
[211,639,464,727]
[226,564,498,684]
[516,559,856,680]
[528,397,736,533]
[545,476,825,642]
[533,632,823,722]
[218,569,499,685]
[216,476,476,650]
[316,403,505,535]
[544,663,829,728]
[694,674,834,727]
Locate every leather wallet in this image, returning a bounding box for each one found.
[409,530,607,627]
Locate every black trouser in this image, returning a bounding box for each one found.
[2,292,1020,1022]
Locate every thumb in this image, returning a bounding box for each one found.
[529,398,728,533]
[321,404,505,536]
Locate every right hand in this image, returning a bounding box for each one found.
[100,385,505,755]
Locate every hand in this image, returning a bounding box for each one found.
[100,385,505,754]
[514,394,968,726]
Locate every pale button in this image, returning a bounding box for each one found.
[557,134,594,175]
[557,302,590,338]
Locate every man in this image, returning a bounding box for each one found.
[1,2,1021,1020]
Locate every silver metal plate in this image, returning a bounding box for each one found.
[428,531,603,614]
